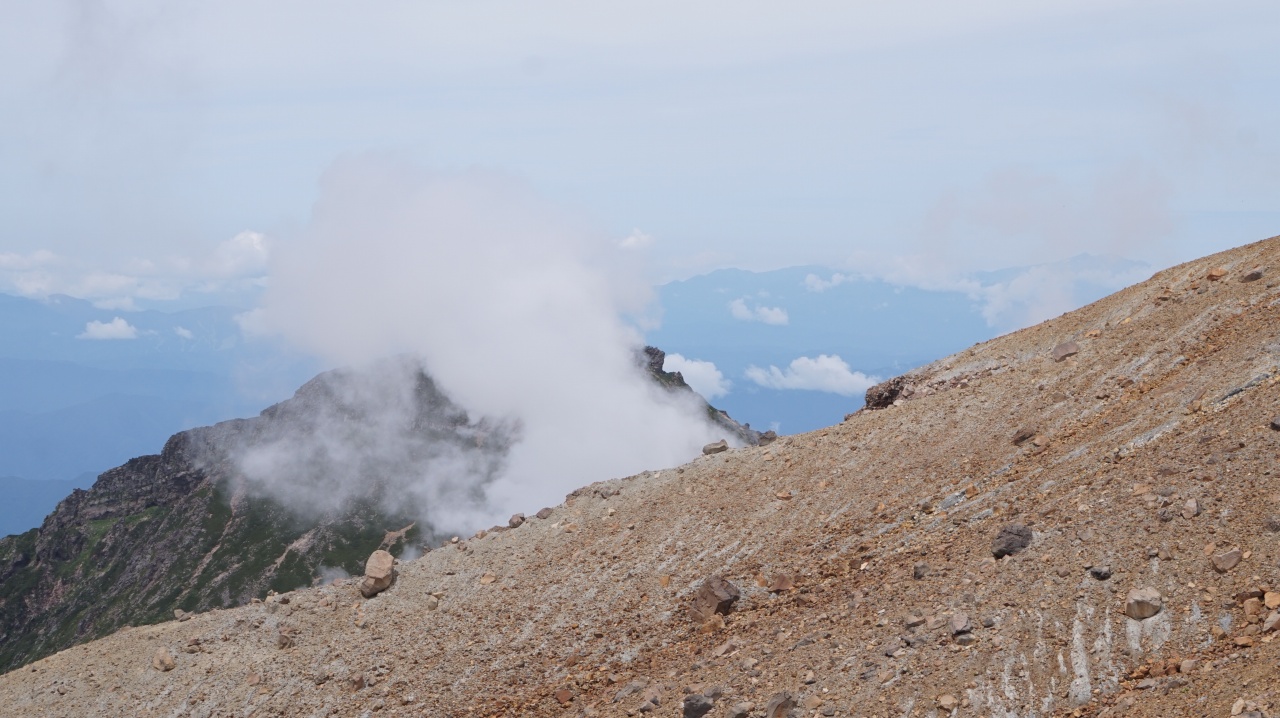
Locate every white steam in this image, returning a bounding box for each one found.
[251,158,721,532]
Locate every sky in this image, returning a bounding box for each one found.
[2,1,1278,528]
[1,0,1278,310]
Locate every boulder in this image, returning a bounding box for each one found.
[865,375,907,410]
[682,694,714,718]
[508,513,525,528]
[359,550,396,598]
[991,524,1033,558]
[1051,341,1080,362]
[702,440,728,455]
[152,647,175,672]
[1126,587,1163,620]
[689,575,740,623]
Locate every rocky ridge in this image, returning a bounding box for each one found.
[2,237,1280,716]
[0,349,749,675]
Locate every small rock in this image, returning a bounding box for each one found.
[954,632,977,646]
[360,550,396,598]
[913,562,929,579]
[1089,565,1112,581]
[767,573,795,592]
[1126,587,1163,620]
[802,695,823,709]
[508,513,525,528]
[1012,428,1037,445]
[682,694,713,718]
[757,430,778,446]
[726,703,753,718]
[991,524,1033,558]
[905,613,926,628]
[702,440,728,455]
[613,679,649,703]
[948,613,972,635]
[535,507,553,520]
[554,688,573,705]
[1206,267,1227,281]
[1243,597,1263,618]
[152,647,175,672]
[1182,499,1199,519]
[763,692,795,718]
[688,576,740,623]
[1212,548,1243,573]
[1179,659,1200,674]
[1270,418,1280,432]
[425,595,439,611]
[1262,611,1280,633]
[938,694,959,711]
[1051,341,1080,362]
[1265,591,1280,610]
[1241,268,1264,282]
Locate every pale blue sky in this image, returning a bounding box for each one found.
[1,0,1278,307]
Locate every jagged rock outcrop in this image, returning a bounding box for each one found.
[643,346,762,446]
[0,361,494,672]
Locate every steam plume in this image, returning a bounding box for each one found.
[248,157,721,532]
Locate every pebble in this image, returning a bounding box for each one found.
[1212,548,1243,573]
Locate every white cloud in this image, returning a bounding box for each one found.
[803,272,849,292]
[233,307,271,337]
[77,317,139,340]
[728,297,789,325]
[745,354,878,396]
[174,326,194,339]
[663,353,730,399]
[618,228,654,250]
[205,230,271,278]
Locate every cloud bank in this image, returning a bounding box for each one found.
[745,355,878,397]
[252,158,722,532]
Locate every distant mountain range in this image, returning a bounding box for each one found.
[645,254,1150,434]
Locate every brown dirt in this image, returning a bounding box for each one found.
[3,236,1280,717]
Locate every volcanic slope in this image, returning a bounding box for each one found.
[3,236,1280,717]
